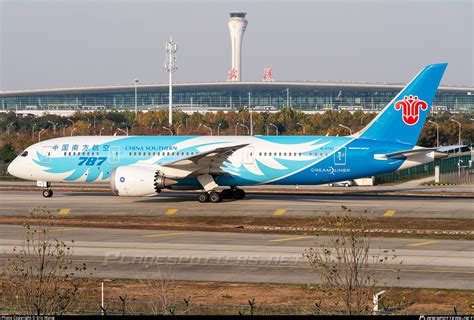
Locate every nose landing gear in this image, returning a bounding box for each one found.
[42,189,53,198]
[38,181,53,198]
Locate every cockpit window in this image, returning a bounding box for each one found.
[20,151,28,157]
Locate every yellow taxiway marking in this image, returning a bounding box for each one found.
[165,209,178,215]
[273,209,286,216]
[49,228,80,233]
[142,232,189,238]
[269,236,310,243]
[383,210,396,217]
[407,240,440,247]
[58,208,71,216]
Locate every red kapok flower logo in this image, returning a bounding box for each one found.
[394,95,428,125]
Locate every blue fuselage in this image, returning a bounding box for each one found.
[10,135,414,187]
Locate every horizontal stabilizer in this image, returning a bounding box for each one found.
[375,147,448,160]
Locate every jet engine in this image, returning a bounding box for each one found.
[110,166,177,196]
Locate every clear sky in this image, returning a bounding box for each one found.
[0,0,472,91]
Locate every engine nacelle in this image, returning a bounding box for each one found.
[110,166,177,196]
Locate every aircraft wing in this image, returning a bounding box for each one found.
[160,143,249,176]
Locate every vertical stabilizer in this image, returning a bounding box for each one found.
[356,63,447,145]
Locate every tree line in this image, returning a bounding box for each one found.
[0,108,472,159]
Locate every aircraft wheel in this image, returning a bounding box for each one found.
[232,188,245,200]
[209,191,221,203]
[220,189,232,199]
[198,193,209,203]
[42,189,53,198]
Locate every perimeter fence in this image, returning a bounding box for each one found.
[0,300,462,316]
[376,153,473,184]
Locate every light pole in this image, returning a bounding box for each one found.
[99,127,105,136]
[31,123,37,139]
[47,121,58,134]
[67,118,75,135]
[119,123,129,136]
[450,117,461,145]
[165,36,178,126]
[217,123,222,136]
[286,88,290,108]
[84,115,91,128]
[296,122,305,134]
[70,127,76,136]
[202,124,213,136]
[116,128,127,136]
[235,122,240,135]
[163,126,173,136]
[38,128,46,142]
[6,122,14,135]
[248,92,253,136]
[176,124,182,135]
[269,123,278,136]
[134,79,139,117]
[428,120,439,147]
[239,123,249,135]
[338,124,353,135]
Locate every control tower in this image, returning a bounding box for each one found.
[227,12,247,81]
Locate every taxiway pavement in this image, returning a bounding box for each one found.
[0,189,472,219]
[0,225,471,289]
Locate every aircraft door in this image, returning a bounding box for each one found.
[334,147,346,166]
[243,146,255,164]
[108,146,120,164]
[41,146,52,164]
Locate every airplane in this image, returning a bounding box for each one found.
[8,63,449,203]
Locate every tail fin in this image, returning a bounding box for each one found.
[356,63,447,145]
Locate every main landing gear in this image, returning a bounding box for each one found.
[197,187,246,203]
[196,174,245,203]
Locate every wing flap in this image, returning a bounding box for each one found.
[161,143,249,167]
[158,143,249,178]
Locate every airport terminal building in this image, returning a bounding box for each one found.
[0,81,473,113]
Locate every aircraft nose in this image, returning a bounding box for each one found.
[7,157,20,178]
